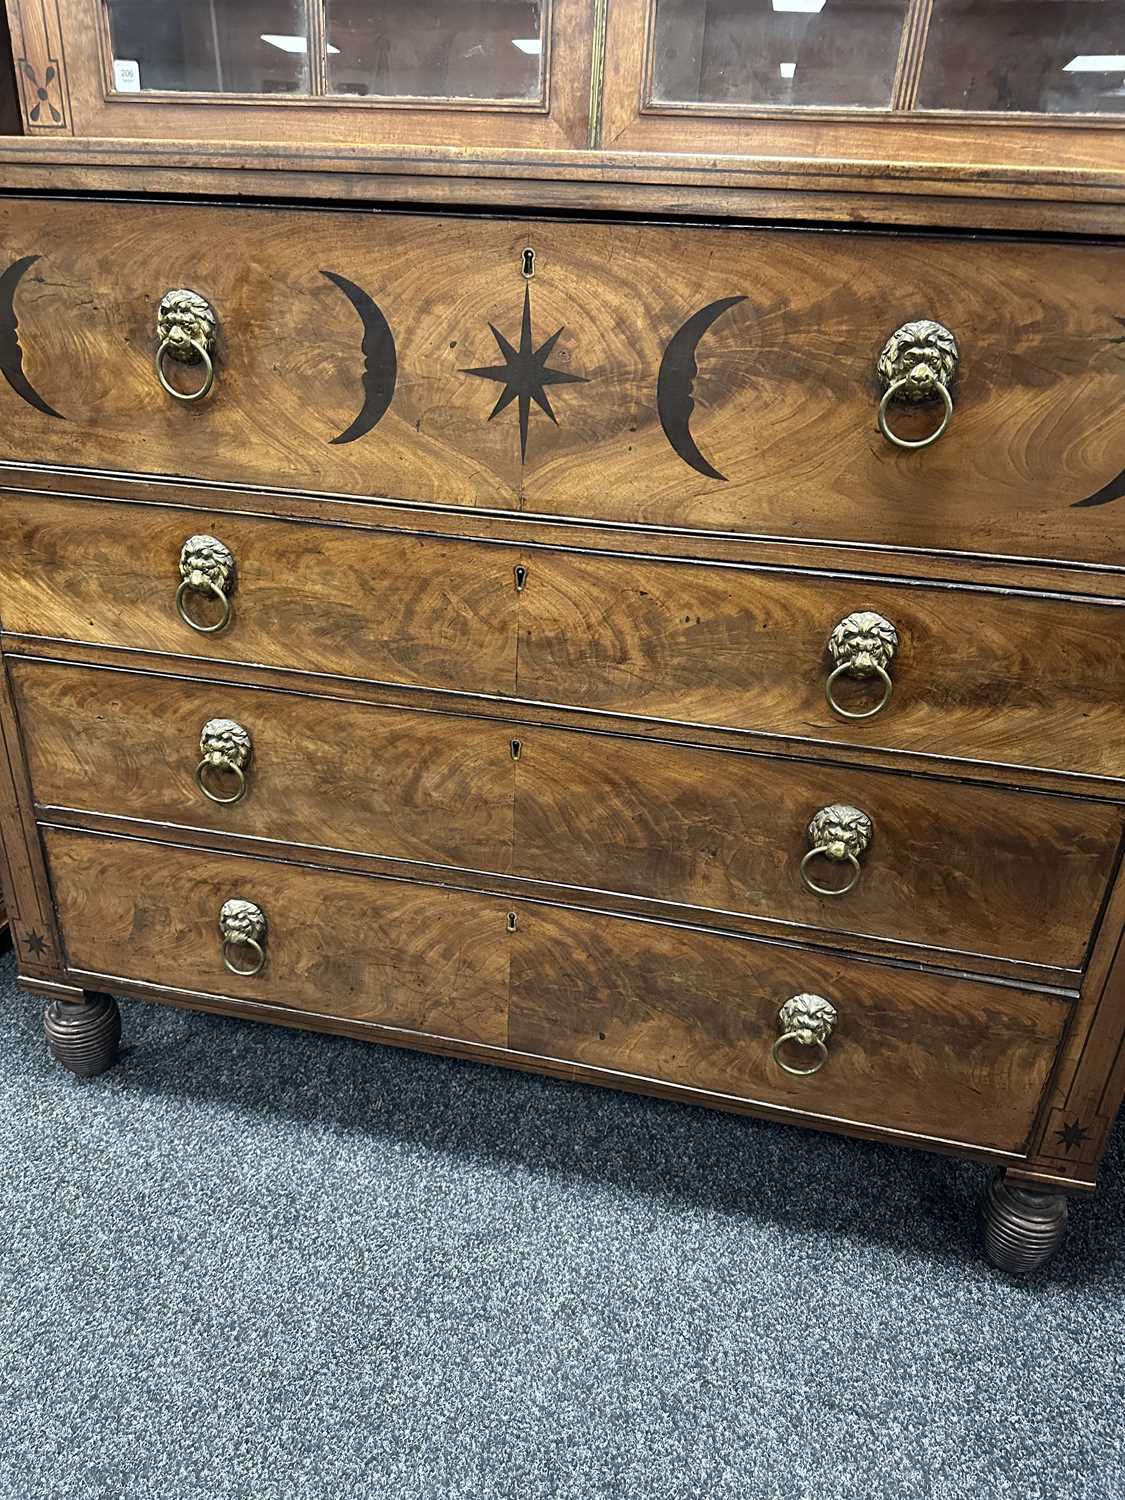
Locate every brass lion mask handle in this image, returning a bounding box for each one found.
[876,319,959,450]
[219,898,266,977]
[825,611,899,721]
[772,993,838,1077]
[155,289,217,404]
[800,804,873,897]
[177,534,235,634]
[196,718,252,805]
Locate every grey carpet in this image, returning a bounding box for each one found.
[1,947,1122,1500]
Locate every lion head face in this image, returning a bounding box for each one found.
[179,534,234,593]
[827,611,899,678]
[199,718,251,771]
[778,992,838,1046]
[157,289,216,364]
[218,898,265,945]
[877,319,959,401]
[807,803,872,861]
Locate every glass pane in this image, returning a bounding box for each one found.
[105,0,309,95]
[650,0,910,110]
[919,0,1125,114]
[325,0,545,99]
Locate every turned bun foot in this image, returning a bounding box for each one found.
[44,992,121,1078]
[982,1171,1068,1275]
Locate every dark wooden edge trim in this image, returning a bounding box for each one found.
[36,818,1082,1001]
[0,655,63,977]
[9,635,1125,806]
[32,800,1088,992]
[4,466,1124,595]
[47,960,1033,1168]
[1004,1165,1096,1195]
[18,971,81,1000]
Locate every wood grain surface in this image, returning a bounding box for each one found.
[11,661,516,874]
[516,550,1125,779]
[2,493,1122,780]
[0,198,1122,563]
[509,903,1067,1153]
[43,825,1066,1152]
[0,493,518,693]
[45,828,510,1045]
[16,658,1121,971]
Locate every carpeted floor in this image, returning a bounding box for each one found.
[1,948,1122,1500]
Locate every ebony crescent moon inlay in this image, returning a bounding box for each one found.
[0,254,64,420]
[321,270,397,445]
[1072,469,1125,509]
[657,296,746,482]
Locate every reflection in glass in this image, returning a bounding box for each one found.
[105,0,309,94]
[325,0,545,100]
[650,0,909,109]
[919,1,1125,114]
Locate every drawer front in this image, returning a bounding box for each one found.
[0,495,517,694]
[13,660,517,875]
[46,828,1065,1154]
[17,659,1121,972]
[2,198,1123,564]
[2,494,1122,780]
[509,904,1066,1154]
[519,550,1125,780]
[46,829,509,1046]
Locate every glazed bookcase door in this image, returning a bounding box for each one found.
[598,0,1125,174]
[3,0,595,146]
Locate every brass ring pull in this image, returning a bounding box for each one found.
[875,319,959,453]
[877,376,953,451]
[155,288,218,405]
[195,719,251,805]
[824,660,893,720]
[772,1032,829,1076]
[219,898,266,978]
[800,846,861,897]
[799,804,873,897]
[772,993,838,1078]
[176,576,231,634]
[155,335,214,404]
[222,935,265,977]
[196,757,246,805]
[825,612,899,722]
[177,535,235,635]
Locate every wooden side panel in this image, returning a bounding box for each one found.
[0,198,1121,563]
[512,724,1122,970]
[509,902,1067,1153]
[5,0,70,132]
[0,494,519,694]
[45,828,511,1046]
[517,551,1125,778]
[11,660,517,874]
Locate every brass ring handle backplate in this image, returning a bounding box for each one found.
[800,804,873,897]
[825,611,898,720]
[772,993,838,1077]
[155,289,218,404]
[178,534,235,634]
[876,319,959,451]
[219,898,266,977]
[196,718,252,805]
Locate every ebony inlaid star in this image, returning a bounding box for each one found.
[462,285,587,462]
[1055,1118,1091,1154]
[26,929,47,958]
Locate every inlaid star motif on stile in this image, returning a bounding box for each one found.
[25,929,48,959]
[1054,1118,1091,1154]
[462,284,588,462]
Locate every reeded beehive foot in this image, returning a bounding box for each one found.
[982,1172,1068,1275]
[44,991,121,1078]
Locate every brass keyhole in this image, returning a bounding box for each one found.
[522,247,535,279]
